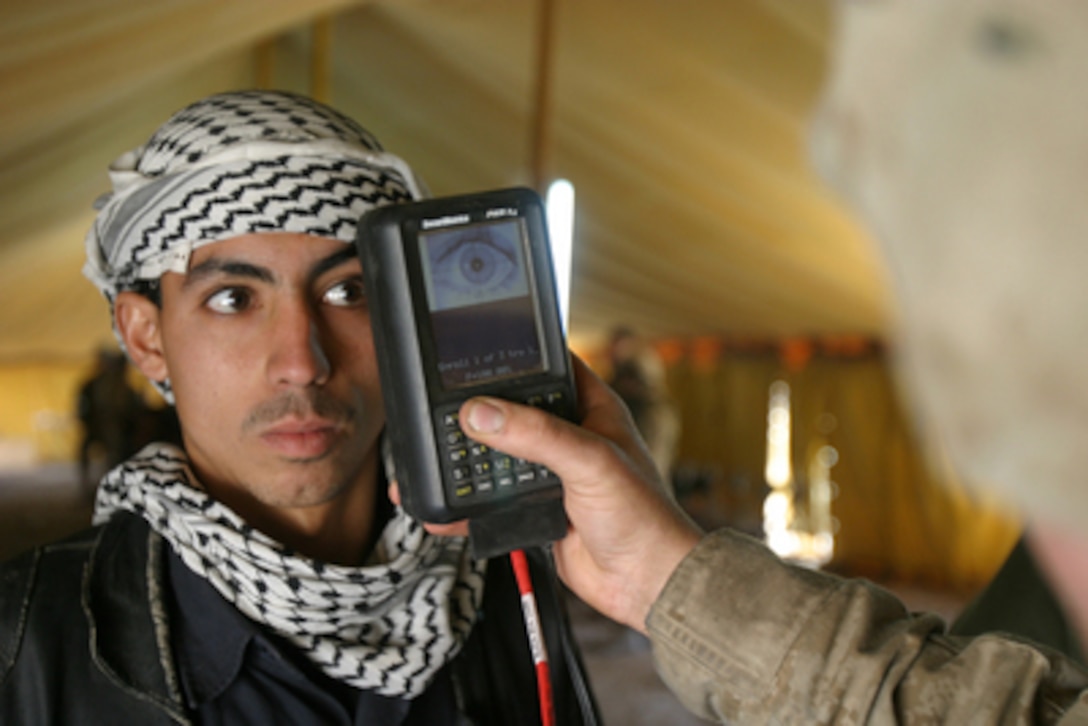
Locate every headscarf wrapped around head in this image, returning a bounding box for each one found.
[83,90,424,400]
[84,89,423,302]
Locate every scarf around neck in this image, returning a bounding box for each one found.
[92,443,486,698]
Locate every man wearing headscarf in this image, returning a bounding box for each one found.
[0,90,598,725]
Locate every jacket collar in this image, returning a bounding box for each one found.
[84,512,189,722]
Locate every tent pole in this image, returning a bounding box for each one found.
[311,15,333,103]
[529,0,558,192]
[255,38,276,89]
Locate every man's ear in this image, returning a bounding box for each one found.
[114,291,168,384]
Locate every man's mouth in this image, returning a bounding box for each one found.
[259,419,343,460]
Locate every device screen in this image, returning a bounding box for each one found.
[419,217,547,390]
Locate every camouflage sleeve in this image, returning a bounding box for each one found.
[646,528,1088,724]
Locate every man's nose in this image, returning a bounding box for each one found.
[268,298,331,387]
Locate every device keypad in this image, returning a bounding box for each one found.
[439,391,569,503]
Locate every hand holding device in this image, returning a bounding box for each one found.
[459,357,704,632]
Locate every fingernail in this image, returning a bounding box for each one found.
[466,399,505,433]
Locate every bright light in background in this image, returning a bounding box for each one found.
[764,381,793,488]
[763,380,797,559]
[762,379,838,569]
[546,179,575,332]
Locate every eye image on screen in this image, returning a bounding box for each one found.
[420,220,530,311]
[420,218,546,390]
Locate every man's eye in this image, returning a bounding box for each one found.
[323,278,366,307]
[426,227,521,309]
[205,287,252,314]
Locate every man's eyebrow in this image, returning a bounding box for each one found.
[310,246,360,281]
[182,258,275,289]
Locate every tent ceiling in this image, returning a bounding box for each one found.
[0,0,890,359]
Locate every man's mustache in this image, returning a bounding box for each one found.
[242,390,356,432]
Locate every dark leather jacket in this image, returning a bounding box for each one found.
[0,512,599,725]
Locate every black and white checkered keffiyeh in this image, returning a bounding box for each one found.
[84,89,423,302]
[83,90,424,401]
[94,443,487,698]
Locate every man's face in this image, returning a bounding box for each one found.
[811,1,1088,527]
[145,233,385,516]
